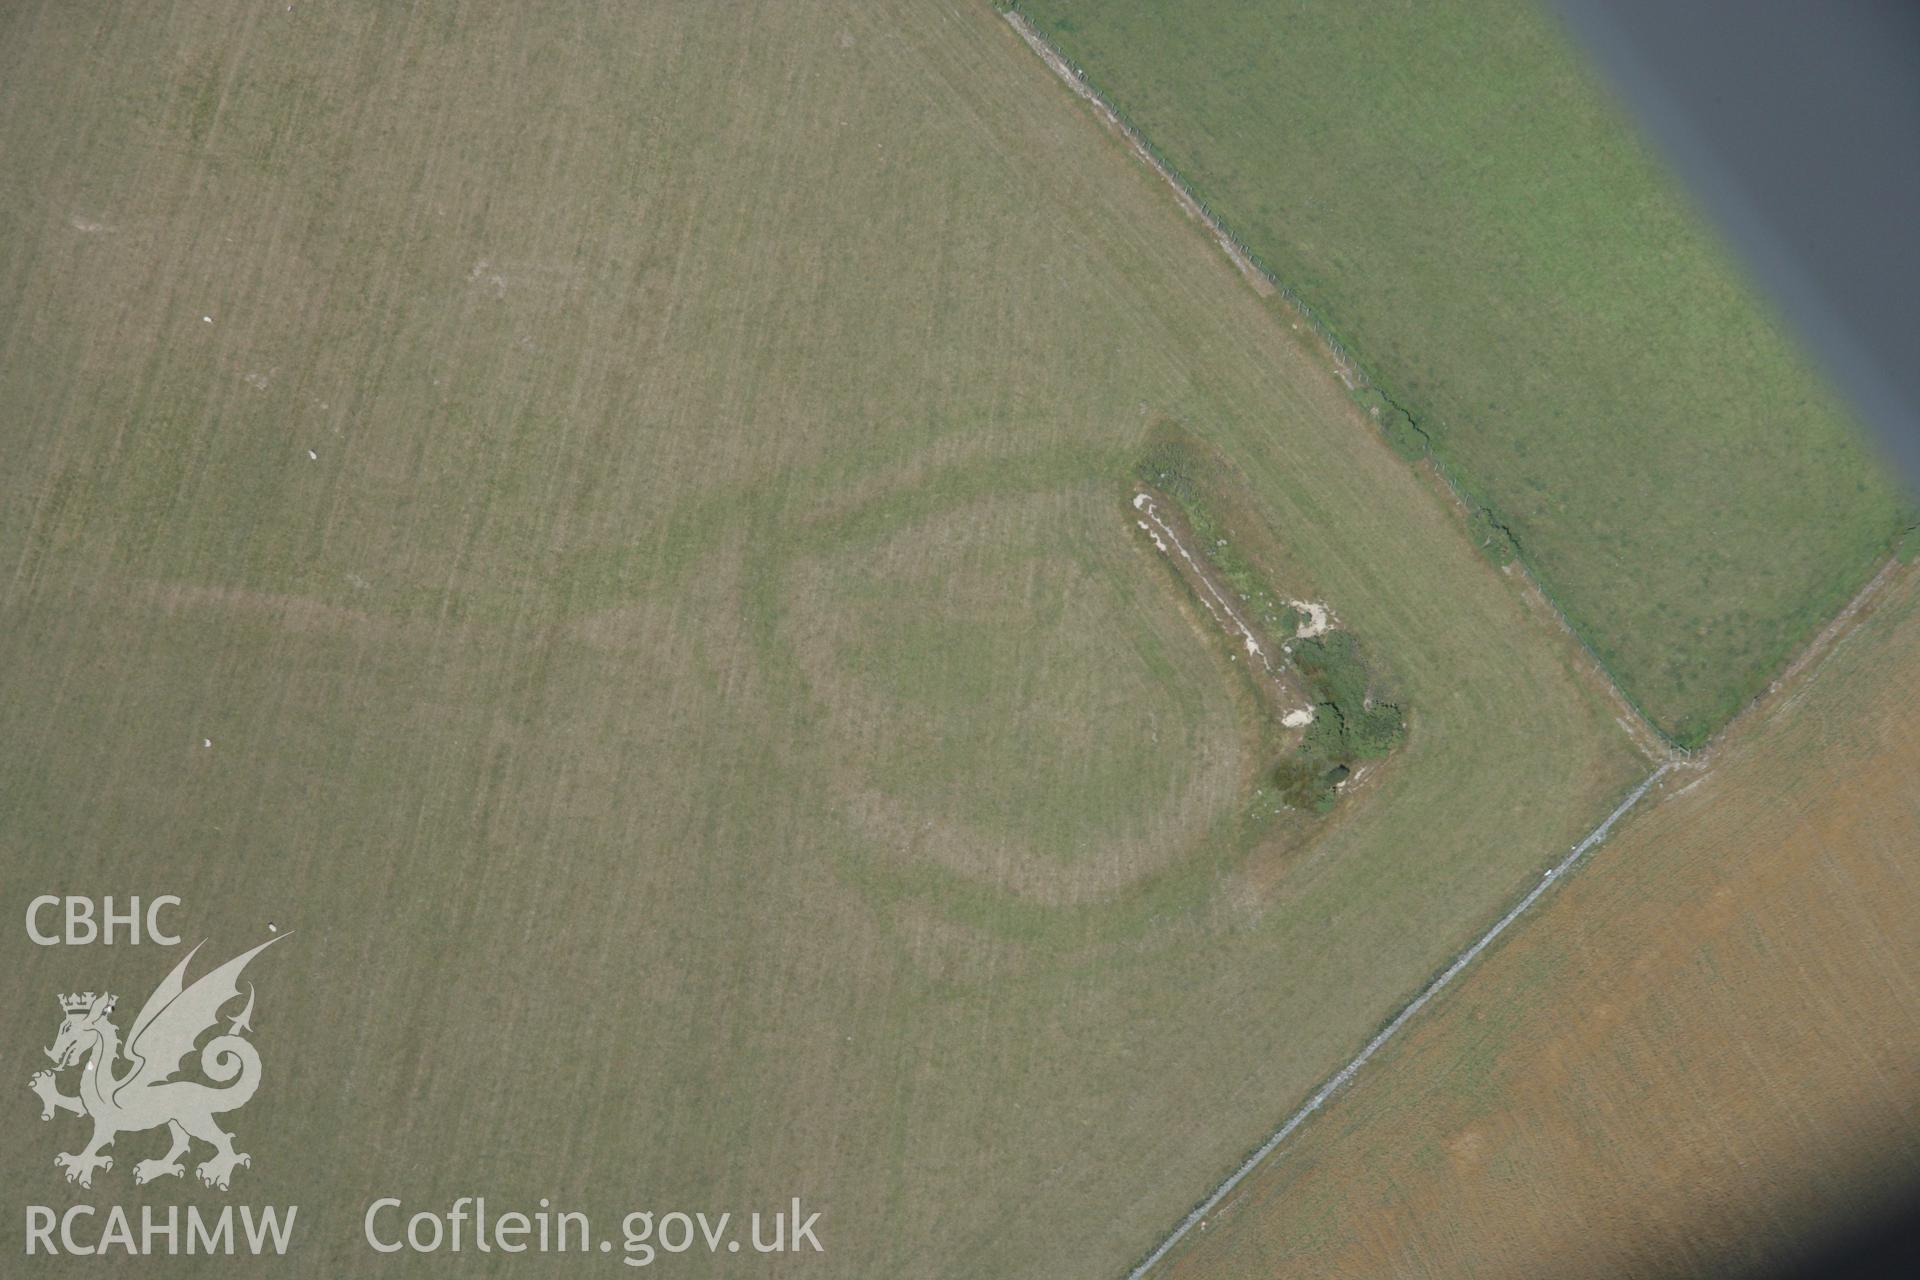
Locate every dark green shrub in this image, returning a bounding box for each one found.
[1277,632,1407,808]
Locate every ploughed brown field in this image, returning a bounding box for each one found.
[1160,567,1920,1279]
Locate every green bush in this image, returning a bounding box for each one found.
[1348,701,1406,758]
[1275,632,1406,807]
[1351,386,1428,461]
[1380,408,1427,461]
[1467,507,1518,566]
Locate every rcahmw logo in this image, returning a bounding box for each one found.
[22,917,300,1259]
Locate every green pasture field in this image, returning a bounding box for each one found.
[2,0,1639,1274]
[1015,0,1910,746]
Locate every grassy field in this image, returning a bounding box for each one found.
[0,1,1646,1274]
[1159,565,1920,1279]
[1014,0,1910,746]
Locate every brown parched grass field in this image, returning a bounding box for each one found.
[0,1,1659,1276]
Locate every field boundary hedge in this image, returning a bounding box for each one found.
[1000,5,1687,751]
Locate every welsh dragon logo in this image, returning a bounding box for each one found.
[29,935,284,1191]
